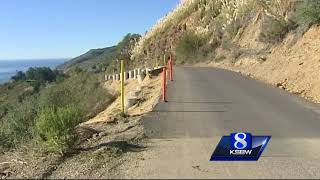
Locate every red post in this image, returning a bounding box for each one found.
[166,61,170,85]
[169,54,173,81]
[162,67,167,102]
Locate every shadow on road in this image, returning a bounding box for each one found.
[151,110,227,113]
[166,101,232,104]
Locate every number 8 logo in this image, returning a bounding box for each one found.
[234,133,247,149]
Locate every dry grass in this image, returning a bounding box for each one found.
[131,0,293,63]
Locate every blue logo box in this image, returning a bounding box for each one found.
[210,132,271,161]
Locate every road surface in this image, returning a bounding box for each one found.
[120,67,320,179]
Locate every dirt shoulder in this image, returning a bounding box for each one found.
[83,75,161,125]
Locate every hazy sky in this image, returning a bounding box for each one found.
[0,0,180,59]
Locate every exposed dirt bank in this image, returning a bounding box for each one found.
[198,25,320,104]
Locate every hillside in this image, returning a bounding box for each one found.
[58,46,117,71]
[130,0,320,103]
[58,33,141,72]
[131,0,301,64]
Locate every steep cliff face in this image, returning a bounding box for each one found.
[131,0,320,103]
[131,0,299,66]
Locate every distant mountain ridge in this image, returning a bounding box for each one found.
[58,33,141,72]
[57,46,118,71]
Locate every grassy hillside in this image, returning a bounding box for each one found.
[58,33,141,73]
[0,68,115,152]
[131,0,315,66]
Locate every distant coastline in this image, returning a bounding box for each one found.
[0,58,69,84]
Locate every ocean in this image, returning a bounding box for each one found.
[0,59,68,84]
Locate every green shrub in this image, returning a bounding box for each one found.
[39,72,113,118]
[11,71,26,81]
[259,17,291,43]
[39,85,74,109]
[25,67,57,83]
[175,31,206,63]
[34,106,82,153]
[0,97,38,148]
[295,0,320,27]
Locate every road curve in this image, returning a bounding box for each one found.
[121,67,320,179]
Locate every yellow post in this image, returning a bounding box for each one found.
[120,60,125,114]
[163,54,166,66]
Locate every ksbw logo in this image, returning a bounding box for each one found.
[210,132,271,161]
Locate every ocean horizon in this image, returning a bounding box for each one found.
[0,58,68,84]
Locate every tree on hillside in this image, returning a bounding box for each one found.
[26,67,57,83]
[117,33,141,61]
[11,71,26,81]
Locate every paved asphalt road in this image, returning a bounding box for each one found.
[122,67,320,179]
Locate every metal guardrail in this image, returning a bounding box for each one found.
[105,54,174,114]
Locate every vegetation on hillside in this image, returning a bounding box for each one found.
[34,106,82,153]
[259,17,293,43]
[0,67,114,153]
[175,31,207,64]
[0,32,144,154]
[131,0,320,66]
[295,0,320,27]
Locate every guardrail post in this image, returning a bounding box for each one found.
[162,67,167,102]
[133,69,137,79]
[169,54,173,81]
[166,61,170,86]
[128,71,132,79]
[120,60,125,114]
